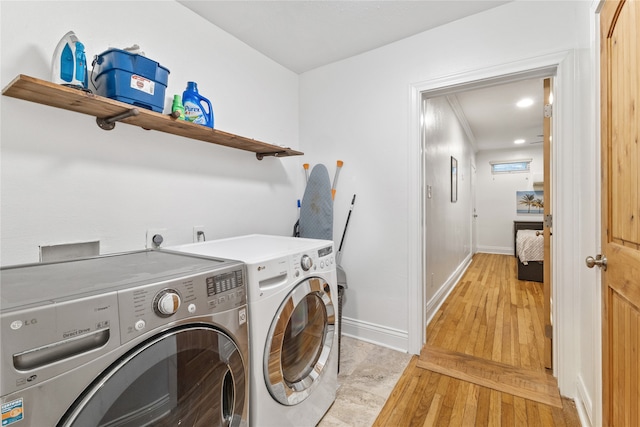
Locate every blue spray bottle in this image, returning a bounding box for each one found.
[182,82,214,128]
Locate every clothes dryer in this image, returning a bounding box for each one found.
[1,250,249,427]
[167,235,338,427]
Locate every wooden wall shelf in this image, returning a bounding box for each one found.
[2,75,303,160]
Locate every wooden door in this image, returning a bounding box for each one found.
[600,1,640,425]
[543,77,553,370]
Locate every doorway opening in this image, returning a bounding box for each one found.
[419,69,556,375]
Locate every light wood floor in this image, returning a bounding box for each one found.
[373,253,581,426]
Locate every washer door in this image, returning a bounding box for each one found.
[59,326,247,427]
[264,277,335,405]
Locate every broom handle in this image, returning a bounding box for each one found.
[338,194,356,254]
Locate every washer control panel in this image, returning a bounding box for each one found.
[0,251,246,396]
[118,266,246,344]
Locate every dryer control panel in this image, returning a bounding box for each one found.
[292,244,335,279]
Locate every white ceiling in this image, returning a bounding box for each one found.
[178,0,511,74]
[453,77,545,151]
[178,0,543,152]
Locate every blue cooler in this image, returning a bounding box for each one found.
[91,49,169,113]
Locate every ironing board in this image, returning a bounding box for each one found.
[299,164,333,240]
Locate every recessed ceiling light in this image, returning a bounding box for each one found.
[514,139,526,144]
[516,98,534,108]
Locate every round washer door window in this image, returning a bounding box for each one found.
[59,326,247,427]
[264,277,336,405]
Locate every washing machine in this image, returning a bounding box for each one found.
[1,250,249,427]
[167,235,338,427]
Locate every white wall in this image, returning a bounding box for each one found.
[476,147,544,254]
[0,1,600,424]
[300,0,588,347]
[299,0,594,410]
[0,1,300,266]
[423,96,473,308]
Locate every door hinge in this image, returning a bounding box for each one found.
[544,214,553,228]
[544,104,553,118]
[545,324,553,339]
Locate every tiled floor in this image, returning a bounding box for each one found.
[318,336,413,427]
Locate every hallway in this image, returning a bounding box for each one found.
[373,253,580,426]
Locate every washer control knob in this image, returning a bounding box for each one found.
[155,290,181,316]
[300,255,313,271]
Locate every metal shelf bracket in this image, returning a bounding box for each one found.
[256,151,289,161]
[96,108,140,131]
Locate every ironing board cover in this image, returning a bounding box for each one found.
[299,164,333,240]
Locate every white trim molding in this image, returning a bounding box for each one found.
[476,246,513,256]
[341,317,409,353]
[425,254,473,325]
[576,374,594,427]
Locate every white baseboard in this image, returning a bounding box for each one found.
[476,245,513,255]
[341,317,409,353]
[426,253,473,325]
[575,375,593,427]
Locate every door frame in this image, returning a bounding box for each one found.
[407,50,581,395]
[471,159,478,255]
[543,77,553,370]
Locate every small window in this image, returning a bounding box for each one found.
[490,159,531,174]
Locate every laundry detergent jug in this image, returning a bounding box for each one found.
[182,82,214,128]
[51,31,88,89]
